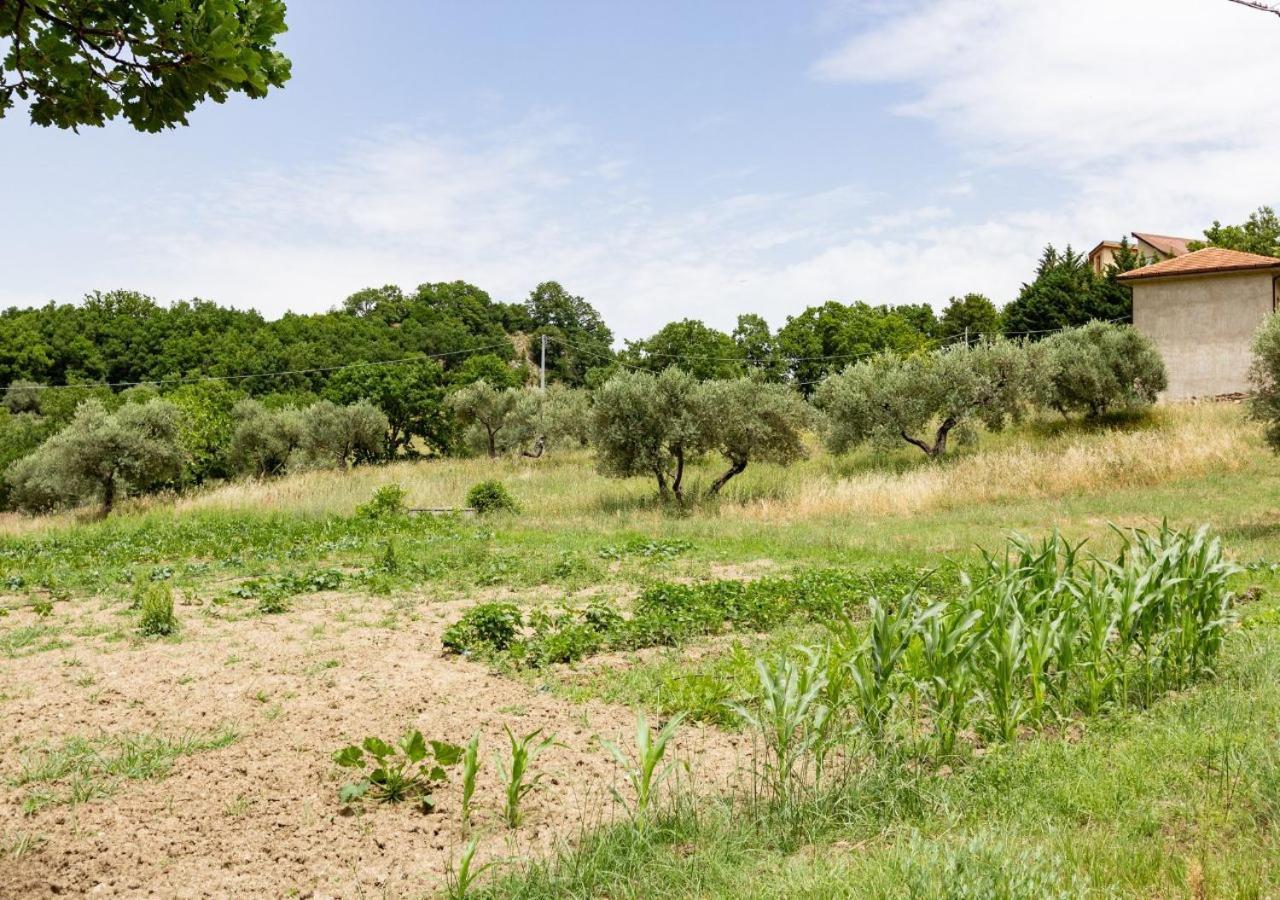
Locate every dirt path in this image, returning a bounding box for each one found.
[0,592,745,898]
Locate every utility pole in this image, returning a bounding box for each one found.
[539,333,547,391]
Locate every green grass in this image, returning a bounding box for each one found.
[11,726,239,814]
[0,404,1277,895]
[485,598,1280,898]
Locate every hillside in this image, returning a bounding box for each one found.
[0,403,1278,897]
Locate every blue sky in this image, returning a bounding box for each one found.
[2,0,1277,339]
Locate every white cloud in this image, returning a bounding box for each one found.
[7,1,1275,341]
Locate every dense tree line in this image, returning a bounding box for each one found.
[17,199,1278,515]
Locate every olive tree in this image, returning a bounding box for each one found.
[507,385,592,458]
[227,399,305,477]
[695,379,811,496]
[7,398,184,516]
[299,400,388,469]
[1249,313,1280,450]
[447,379,520,458]
[590,367,702,503]
[815,340,1032,460]
[1036,321,1167,418]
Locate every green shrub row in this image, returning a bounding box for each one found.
[441,564,950,667]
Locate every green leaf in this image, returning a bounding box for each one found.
[332,745,364,768]
[339,780,369,803]
[431,739,464,766]
[362,736,394,760]
[401,729,428,763]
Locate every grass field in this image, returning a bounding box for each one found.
[1,402,1277,897]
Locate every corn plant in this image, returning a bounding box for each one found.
[460,731,481,827]
[446,836,503,899]
[980,610,1030,742]
[496,726,556,828]
[600,710,686,821]
[728,647,829,801]
[916,605,985,755]
[833,595,940,740]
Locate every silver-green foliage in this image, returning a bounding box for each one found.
[814,339,1033,459]
[1036,320,1167,417]
[447,379,521,458]
[7,398,185,515]
[1249,312,1280,451]
[227,399,305,477]
[591,369,810,500]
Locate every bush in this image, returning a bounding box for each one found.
[442,602,523,654]
[467,479,518,515]
[1036,320,1166,418]
[135,582,177,636]
[356,483,406,519]
[1250,313,1280,451]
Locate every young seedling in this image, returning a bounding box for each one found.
[460,730,481,827]
[445,836,504,899]
[333,729,462,813]
[495,726,556,828]
[600,710,686,821]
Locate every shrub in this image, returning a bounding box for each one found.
[442,602,523,654]
[356,483,407,519]
[467,479,518,515]
[136,582,177,636]
[1250,312,1280,450]
[1036,320,1167,417]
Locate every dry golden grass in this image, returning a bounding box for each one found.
[724,403,1257,522]
[0,402,1260,536]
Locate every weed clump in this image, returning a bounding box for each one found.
[356,483,407,520]
[467,480,519,515]
[442,602,523,655]
[135,582,177,636]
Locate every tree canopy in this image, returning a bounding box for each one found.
[1190,206,1280,257]
[1,0,291,131]
[1001,245,1135,338]
[815,340,1033,460]
[623,319,745,381]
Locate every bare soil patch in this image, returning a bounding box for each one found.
[0,591,745,898]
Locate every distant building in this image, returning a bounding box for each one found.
[1118,247,1280,399]
[1088,231,1194,275]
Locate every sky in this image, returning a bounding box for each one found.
[1,0,1278,341]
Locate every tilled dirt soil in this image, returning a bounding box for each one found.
[0,591,747,898]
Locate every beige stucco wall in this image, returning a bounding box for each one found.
[1132,270,1280,400]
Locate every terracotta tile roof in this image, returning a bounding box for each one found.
[1131,232,1194,257]
[1117,247,1280,281]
